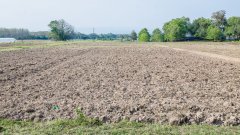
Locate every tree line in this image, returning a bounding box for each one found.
[48,10,240,42]
[135,10,240,42]
[48,19,129,41]
[0,28,49,40]
[1,10,239,42]
[0,27,122,41]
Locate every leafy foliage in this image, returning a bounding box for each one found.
[191,18,212,39]
[225,17,240,40]
[151,28,164,42]
[48,19,75,41]
[138,28,150,42]
[163,17,190,41]
[207,25,224,41]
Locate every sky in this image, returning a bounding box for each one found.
[0,0,239,34]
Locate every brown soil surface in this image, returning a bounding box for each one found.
[162,42,240,58]
[162,45,240,63]
[1,44,240,126]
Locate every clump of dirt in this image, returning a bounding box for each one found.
[1,44,240,126]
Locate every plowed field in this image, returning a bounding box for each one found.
[1,42,240,125]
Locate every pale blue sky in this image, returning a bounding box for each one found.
[0,0,239,34]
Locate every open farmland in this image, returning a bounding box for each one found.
[1,41,240,133]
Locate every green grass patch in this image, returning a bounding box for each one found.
[0,47,22,52]
[1,110,240,135]
[0,42,67,52]
[0,46,33,52]
[1,119,240,135]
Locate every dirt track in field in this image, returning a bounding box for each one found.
[1,43,240,125]
[162,45,240,63]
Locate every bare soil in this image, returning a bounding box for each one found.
[1,43,240,126]
[163,42,240,58]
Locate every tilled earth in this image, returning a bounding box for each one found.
[1,44,240,126]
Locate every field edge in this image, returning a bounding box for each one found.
[1,118,240,135]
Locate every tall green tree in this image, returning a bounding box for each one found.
[130,30,138,41]
[163,17,190,41]
[211,10,227,32]
[151,28,164,42]
[138,28,150,42]
[225,17,240,40]
[48,19,74,41]
[206,25,224,41]
[191,18,212,39]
